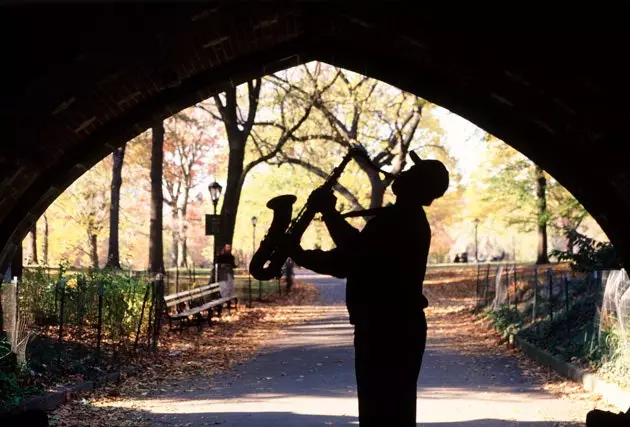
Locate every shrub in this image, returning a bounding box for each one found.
[551,229,621,272]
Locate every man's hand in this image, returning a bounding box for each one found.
[308,187,337,215]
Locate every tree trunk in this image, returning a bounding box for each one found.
[179,230,187,267]
[535,165,549,264]
[171,209,180,267]
[149,122,165,274]
[106,145,125,269]
[27,222,37,265]
[89,234,99,269]
[42,213,49,265]
[180,188,190,267]
[217,140,246,251]
[366,170,388,209]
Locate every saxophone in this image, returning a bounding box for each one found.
[249,146,370,281]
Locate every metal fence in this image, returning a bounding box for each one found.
[1,270,165,380]
[475,263,617,360]
[0,260,297,384]
[476,264,584,315]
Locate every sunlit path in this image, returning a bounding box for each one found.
[100,269,599,426]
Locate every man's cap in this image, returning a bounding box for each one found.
[392,151,450,200]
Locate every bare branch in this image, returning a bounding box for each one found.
[313,101,351,145]
[337,69,351,89]
[350,104,360,138]
[289,133,345,144]
[275,156,364,210]
[243,78,261,136]
[249,129,267,159]
[318,68,343,94]
[196,104,223,122]
[253,121,285,128]
[244,99,315,174]
[401,112,422,149]
[359,80,378,102]
[352,75,370,92]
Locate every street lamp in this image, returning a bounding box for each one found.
[473,218,480,262]
[208,182,223,282]
[208,182,223,215]
[250,216,258,306]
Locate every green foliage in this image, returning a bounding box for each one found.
[19,268,148,341]
[551,229,621,272]
[596,326,630,388]
[19,266,58,325]
[486,273,630,389]
[0,369,21,409]
[484,306,523,341]
[478,137,588,234]
[0,336,42,409]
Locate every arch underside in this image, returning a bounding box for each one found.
[1,4,629,270]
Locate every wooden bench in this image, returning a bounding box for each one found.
[163,279,238,331]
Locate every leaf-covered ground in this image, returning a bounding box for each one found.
[48,281,320,426]
[47,266,619,426]
[423,266,619,418]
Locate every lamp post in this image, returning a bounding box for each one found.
[208,182,222,215]
[251,216,257,306]
[473,218,480,262]
[208,182,222,282]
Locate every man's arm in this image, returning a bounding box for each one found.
[321,209,360,246]
[292,245,349,278]
[307,187,359,246]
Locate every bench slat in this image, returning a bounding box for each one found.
[162,279,237,323]
[164,289,193,302]
[165,295,193,307]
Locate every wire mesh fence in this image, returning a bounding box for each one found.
[477,262,630,387]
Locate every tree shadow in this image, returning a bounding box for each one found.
[60,406,584,427]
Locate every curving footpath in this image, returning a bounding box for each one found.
[110,269,599,426]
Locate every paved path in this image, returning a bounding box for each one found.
[114,269,595,426]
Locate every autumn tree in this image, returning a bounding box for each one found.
[478,135,587,263]
[161,112,218,267]
[197,72,319,252]
[55,162,110,268]
[262,63,451,210]
[105,145,126,269]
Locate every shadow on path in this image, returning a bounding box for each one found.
[97,270,594,426]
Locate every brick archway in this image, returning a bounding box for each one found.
[2,4,628,270]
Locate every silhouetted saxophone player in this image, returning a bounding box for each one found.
[290,151,449,426]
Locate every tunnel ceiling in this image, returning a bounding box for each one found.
[1,3,629,269]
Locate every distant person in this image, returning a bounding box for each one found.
[216,243,237,281]
[283,257,295,292]
[290,152,449,426]
[217,244,237,269]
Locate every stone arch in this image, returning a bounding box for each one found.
[2,4,628,269]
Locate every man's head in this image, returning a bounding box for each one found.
[392,156,449,206]
[224,244,232,253]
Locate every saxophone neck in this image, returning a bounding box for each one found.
[323,150,356,189]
